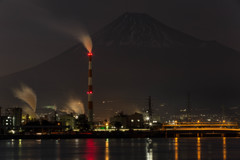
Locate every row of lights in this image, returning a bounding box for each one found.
[131,119,141,122]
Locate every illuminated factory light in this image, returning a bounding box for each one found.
[88,52,93,56]
[105,123,109,129]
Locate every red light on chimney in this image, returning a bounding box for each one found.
[88,52,93,56]
[87,91,93,94]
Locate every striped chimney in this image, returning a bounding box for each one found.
[87,52,93,125]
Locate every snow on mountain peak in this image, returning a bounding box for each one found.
[93,12,206,48]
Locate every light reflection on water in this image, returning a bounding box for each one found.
[223,137,226,160]
[18,139,22,158]
[174,137,178,160]
[0,137,239,160]
[105,139,109,160]
[146,138,153,160]
[197,137,201,160]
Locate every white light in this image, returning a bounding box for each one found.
[131,119,134,122]
[153,121,157,123]
[9,130,15,134]
[149,123,152,126]
[137,119,140,122]
[146,117,150,121]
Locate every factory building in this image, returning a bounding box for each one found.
[128,112,144,128]
[59,114,76,131]
[110,112,144,129]
[0,107,22,133]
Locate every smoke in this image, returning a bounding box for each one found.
[14,0,93,52]
[78,33,93,53]
[61,98,85,115]
[44,105,57,111]
[2,1,93,53]
[21,105,37,118]
[13,83,37,115]
[50,21,93,52]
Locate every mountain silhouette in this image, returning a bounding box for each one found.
[0,12,240,119]
[93,12,206,48]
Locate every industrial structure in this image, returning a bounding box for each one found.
[87,52,93,126]
[110,112,144,129]
[0,107,22,134]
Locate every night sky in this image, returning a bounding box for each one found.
[0,0,240,76]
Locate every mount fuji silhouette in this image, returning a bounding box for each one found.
[1,13,240,119]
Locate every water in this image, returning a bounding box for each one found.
[0,137,239,160]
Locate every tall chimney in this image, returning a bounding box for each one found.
[87,52,93,126]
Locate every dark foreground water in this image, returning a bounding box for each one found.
[0,137,239,160]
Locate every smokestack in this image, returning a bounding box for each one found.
[148,96,152,124]
[187,92,191,122]
[87,52,93,126]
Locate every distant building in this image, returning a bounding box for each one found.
[110,112,144,129]
[76,114,89,131]
[5,108,22,130]
[110,112,128,128]
[1,116,13,133]
[127,112,144,128]
[0,107,22,133]
[60,114,76,130]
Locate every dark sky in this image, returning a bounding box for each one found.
[0,0,240,76]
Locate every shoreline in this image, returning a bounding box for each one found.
[1,130,240,139]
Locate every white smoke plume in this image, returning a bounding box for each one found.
[21,105,37,118]
[62,98,85,115]
[78,33,93,53]
[4,1,93,53]
[13,83,37,115]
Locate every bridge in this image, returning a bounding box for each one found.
[161,122,240,137]
[162,121,238,128]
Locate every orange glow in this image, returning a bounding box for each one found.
[57,123,60,126]
[105,139,109,160]
[197,137,201,160]
[223,137,227,160]
[88,52,93,56]
[162,121,238,129]
[79,132,92,135]
[175,137,178,160]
